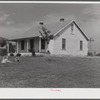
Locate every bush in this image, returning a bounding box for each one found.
[28,49,32,52]
[9,43,15,53]
[28,49,35,56]
[16,53,21,57]
[88,52,93,56]
[96,53,100,56]
[0,49,7,56]
[32,49,36,56]
[47,50,50,54]
[10,53,14,56]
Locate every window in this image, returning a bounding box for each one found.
[80,41,83,50]
[62,38,66,50]
[41,39,45,49]
[71,23,74,34]
[21,40,24,50]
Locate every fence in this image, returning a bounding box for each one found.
[0,48,7,56]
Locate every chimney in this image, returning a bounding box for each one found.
[39,22,43,25]
[60,18,65,22]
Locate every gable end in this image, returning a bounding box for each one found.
[54,20,89,41]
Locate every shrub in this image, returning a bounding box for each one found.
[10,53,14,56]
[9,43,15,53]
[16,53,21,57]
[32,49,36,56]
[47,50,50,54]
[28,49,32,52]
[88,52,93,56]
[96,53,100,56]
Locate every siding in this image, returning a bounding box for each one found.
[47,40,54,54]
[53,23,88,56]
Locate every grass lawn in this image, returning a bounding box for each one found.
[0,55,100,88]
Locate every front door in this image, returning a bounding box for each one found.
[41,39,45,52]
[30,39,34,50]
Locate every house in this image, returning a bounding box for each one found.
[9,19,89,56]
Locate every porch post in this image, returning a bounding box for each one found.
[39,37,41,52]
[27,39,29,53]
[16,40,19,53]
[7,41,9,55]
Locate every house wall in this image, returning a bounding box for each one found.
[48,40,54,54]
[53,23,88,56]
[45,40,54,54]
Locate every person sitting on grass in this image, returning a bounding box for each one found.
[1,56,12,63]
[15,57,20,62]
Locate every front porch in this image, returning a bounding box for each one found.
[14,37,48,54]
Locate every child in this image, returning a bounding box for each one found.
[1,56,12,63]
[15,57,19,62]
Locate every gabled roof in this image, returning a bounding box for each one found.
[9,20,89,41]
[54,20,89,41]
[73,21,89,41]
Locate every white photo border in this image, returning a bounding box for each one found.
[0,1,100,99]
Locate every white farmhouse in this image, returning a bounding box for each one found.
[9,19,89,56]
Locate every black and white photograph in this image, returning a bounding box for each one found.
[0,2,100,88]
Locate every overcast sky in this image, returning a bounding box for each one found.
[0,3,99,53]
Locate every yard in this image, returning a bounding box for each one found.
[0,55,100,88]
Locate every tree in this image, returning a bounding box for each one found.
[39,26,53,44]
[0,37,7,56]
[9,43,15,53]
[0,38,7,47]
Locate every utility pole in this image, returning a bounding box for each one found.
[89,37,94,55]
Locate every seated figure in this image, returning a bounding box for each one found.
[1,56,12,63]
[15,57,19,62]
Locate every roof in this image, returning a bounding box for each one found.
[9,20,89,41]
[0,37,8,40]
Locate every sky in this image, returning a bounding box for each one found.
[0,3,100,53]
